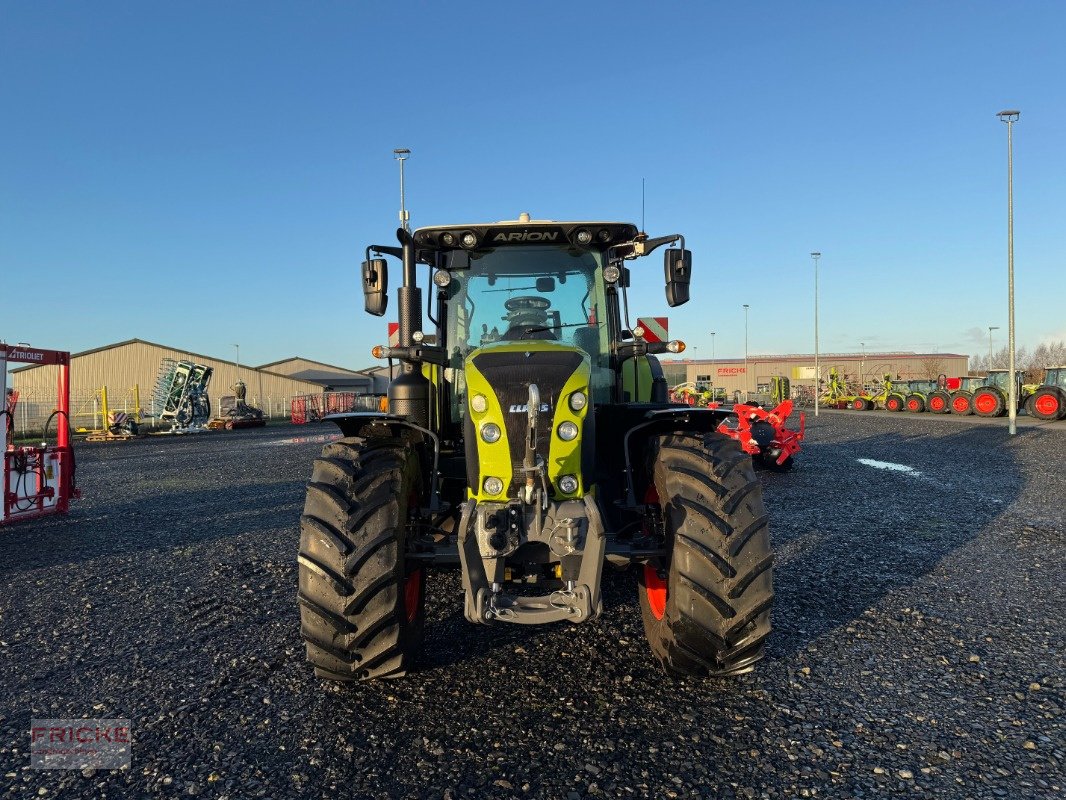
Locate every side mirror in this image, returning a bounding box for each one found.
[622,267,632,288]
[664,248,692,307]
[362,258,388,316]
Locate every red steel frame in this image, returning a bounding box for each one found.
[1,344,79,525]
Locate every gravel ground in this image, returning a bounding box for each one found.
[1,415,1062,799]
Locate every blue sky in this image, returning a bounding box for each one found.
[2,1,1064,371]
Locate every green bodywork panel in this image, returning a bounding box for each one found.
[463,340,591,503]
[621,356,655,402]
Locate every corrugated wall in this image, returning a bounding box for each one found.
[9,341,324,431]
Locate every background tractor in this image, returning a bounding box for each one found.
[970,369,1038,418]
[948,376,985,415]
[1028,366,1066,420]
[847,373,893,411]
[901,379,939,413]
[297,211,774,682]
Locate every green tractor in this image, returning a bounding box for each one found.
[847,373,893,411]
[297,213,773,681]
[1029,366,1066,421]
[900,379,939,413]
[948,376,985,415]
[970,369,1038,418]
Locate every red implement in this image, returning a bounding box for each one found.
[717,400,805,468]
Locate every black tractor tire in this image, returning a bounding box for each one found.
[638,432,773,678]
[972,388,1005,418]
[863,398,875,411]
[927,390,951,414]
[850,398,865,411]
[950,390,973,415]
[297,437,426,681]
[1031,387,1065,421]
[905,393,926,413]
[885,394,905,412]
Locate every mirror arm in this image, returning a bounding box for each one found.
[366,244,402,261]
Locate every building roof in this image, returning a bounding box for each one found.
[255,356,367,376]
[662,352,968,365]
[10,337,325,383]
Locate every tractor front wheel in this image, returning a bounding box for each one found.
[297,437,426,681]
[972,388,1005,418]
[905,394,926,413]
[927,390,950,414]
[885,394,904,412]
[1031,388,1064,421]
[950,391,973,415]
[638,433,773,677]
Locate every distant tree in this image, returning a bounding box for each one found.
[920,356,945,379]
[1031,340,1066,370]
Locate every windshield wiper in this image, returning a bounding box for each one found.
[523,322,602,335]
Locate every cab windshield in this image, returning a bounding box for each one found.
[442,245,611,417]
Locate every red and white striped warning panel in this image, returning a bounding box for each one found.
[636,317,669,343]
[388,322,399,347]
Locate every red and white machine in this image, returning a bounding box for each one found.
[1,343,80,525]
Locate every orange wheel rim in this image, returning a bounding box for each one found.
[975,394,995,413]
[1035,395,1059,416]
[404,569,422,623]
[953,397,968,411]
[644,565,667,620]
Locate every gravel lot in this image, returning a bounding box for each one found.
[1,414,1063,799]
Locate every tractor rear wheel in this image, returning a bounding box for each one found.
[905,394,926,413]
[927,390,950,414]
[297,437,426,681]
[1031,388,1064,421]
[638,433,773,678]
[972,388,1005,418]
[950,390,973,415]
[851,398,865,411]
[885,394,904,412]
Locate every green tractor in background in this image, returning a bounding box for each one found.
[948,376,986,415]
[1029,366,1066,420]
[296,212,774,681]
[901,379,940,413]
[970,369,1039,418]
[847,373,894,411]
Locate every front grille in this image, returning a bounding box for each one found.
[472,350,583,494]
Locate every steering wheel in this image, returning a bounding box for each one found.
[504,296,551,312]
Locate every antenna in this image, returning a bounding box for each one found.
[393,148,411,231]
[641,177,646,233]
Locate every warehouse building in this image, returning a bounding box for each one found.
[660,351,970,399]
[256,357,379,393]
[8,338,331,431]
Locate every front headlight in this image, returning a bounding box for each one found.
[471,393,488,413]
[483,476,504,496]
[481,422,501,443]
[568,391,587,412]
[557,421,579,441]
[558,474,579,494]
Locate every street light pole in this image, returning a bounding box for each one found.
[811,252,821,417]
[987,325,999,370]
[743,304,750,401]
[997,110,1020,435]
[860,342,865,390]
[393,148,411,233]
[709,331,716,400]
[233,343,240,381]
